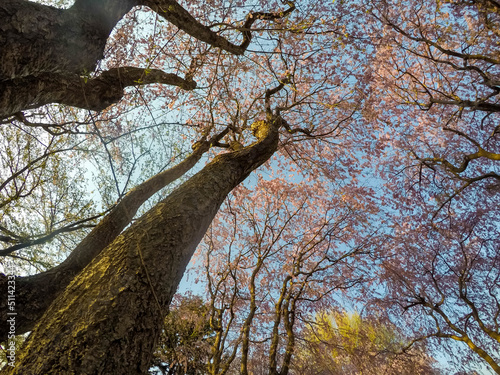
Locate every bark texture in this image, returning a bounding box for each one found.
[0,140,212,341]
[0,0,135,80]
[3,119,279,374]
[0,67,196,118]
[0,0,250,119]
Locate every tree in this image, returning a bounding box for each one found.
[184,178,376,375]
[3,112,281,374]
[356,0,500,373]
[292,310,440,375]
[152,294,213,375]
[374,218,500,374]
[0,0,357,373]
[1,0,499,373]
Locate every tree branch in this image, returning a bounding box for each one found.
[142,0,295,56]
[0,67,196,120]
[0,131,215,341]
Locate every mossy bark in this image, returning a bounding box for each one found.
[0,142,209,341]
[2,120,279,374]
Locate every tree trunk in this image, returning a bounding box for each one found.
[0,0,259,120]
[0,140,211,342]
[0,0,135,81]
[2,119,279,374]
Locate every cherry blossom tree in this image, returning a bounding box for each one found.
[0,0,498,373]
[0,0,365,373]
[357,0,500,373]
[182,177,377,375]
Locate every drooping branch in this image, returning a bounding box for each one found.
[417,126,500,177]
[443,127,500,161]
[458,273,500,344]
[377,11,500,65]
[425,301,500,374]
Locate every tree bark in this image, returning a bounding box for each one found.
[0,67,196,118]
[0,139,210,342]
[2,119,280,374]
[0,0,136,80]
[0,0,276,119]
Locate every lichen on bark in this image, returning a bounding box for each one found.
[4,119,280,374]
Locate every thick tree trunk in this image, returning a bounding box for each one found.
[0,0,136,119]
[0,0,261,119]
[0,0,135,80]
[0,139,212,341]
[2,119,279,374]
